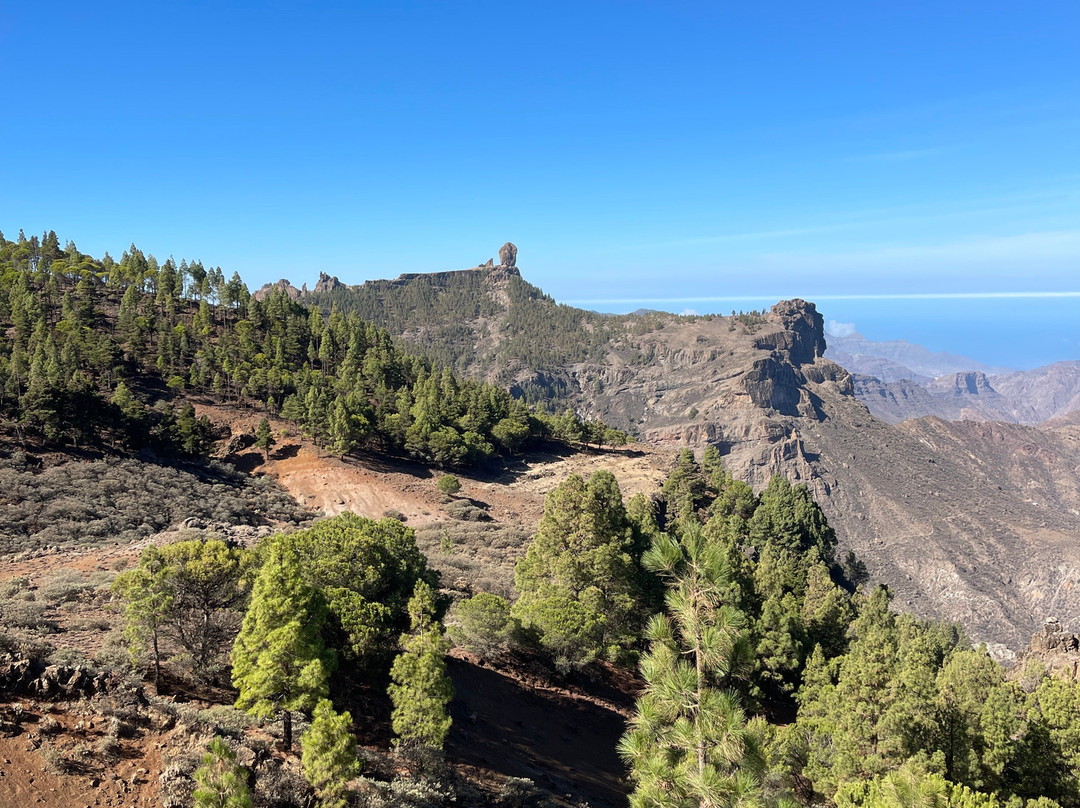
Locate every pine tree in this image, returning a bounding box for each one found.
[112,546,173,684]
[796,586,901,793]
[254,416,275,461]
[232,539,334,750]
[192,737,253,808]
[326,397,356,458]
[512,470,642,669]
[618,524,770,807]
[301,699,360,808]
[388,580,454,749]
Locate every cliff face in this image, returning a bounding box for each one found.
[297,265,1080,655]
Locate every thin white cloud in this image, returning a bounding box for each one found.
[618,191,1080,252]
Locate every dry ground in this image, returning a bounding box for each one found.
[0,420,679,808]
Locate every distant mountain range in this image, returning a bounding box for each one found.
[824,331,1080,425]
[824,331,1012,382]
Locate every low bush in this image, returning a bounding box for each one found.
[48,647,90,667]
[39,741,70,775]
[413,522,529,599]
[0,576,30,599]
[436,474,461,496]
[36,568,113,605]
[0,627,55,658]
[197,705,255,738]
[1,599,54,631]
[444,500,490,522]
[498,777,559,808]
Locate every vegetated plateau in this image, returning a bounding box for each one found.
[0,231,1078,808]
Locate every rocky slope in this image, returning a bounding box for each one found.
[992,362,1080,423]
[285,261,1080,655]
[854,371,1018,424]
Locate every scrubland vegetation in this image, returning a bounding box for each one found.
[0,453,310,556]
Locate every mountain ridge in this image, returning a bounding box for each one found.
[265,263,1080,654]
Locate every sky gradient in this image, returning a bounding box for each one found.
[2,1,1077,368]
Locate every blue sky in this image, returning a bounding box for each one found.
[2,1,1077,367]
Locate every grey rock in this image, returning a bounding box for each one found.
[498,242,517,268]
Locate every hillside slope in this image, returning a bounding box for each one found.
[288,264,1080,654]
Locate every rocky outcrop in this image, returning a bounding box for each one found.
[218,430,256,457]
[992,361,1080,424]
[252,278,302,301]
[313,272,342,293]
[1015,618,1080,680]
[499,242,518,268]
[743,357,802,416]
[760,299,827,364]
[829,342,1080,427]
[926,370,997,397]
[0,655,145,702]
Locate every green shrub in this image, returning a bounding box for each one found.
[449,593,515,657]
[445,500,490,522]
[436,474,461,496]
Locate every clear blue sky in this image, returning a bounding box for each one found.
[2,1,1077,367]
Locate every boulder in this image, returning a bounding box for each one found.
[499,242,518,268]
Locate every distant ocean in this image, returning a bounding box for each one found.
[592,296,1080,372]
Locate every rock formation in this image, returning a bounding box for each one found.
[0,655,145,702]
[313,272,342,294]
[499,242,517,268]
[1014,618,1080,681]
[252,278,302,302]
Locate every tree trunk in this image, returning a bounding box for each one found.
[696,643,705,779]
[282,708,293,751]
